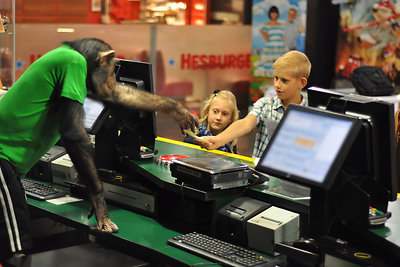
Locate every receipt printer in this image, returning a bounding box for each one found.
[28,145,66,182]
[247,206,299,256]
[217,197,271,246]
[51,154,78,186]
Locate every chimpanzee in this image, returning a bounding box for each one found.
[0,38,198,260]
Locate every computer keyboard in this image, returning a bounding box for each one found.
[21,177,68,200]
[167,232,279,267]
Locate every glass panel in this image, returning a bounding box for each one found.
[155,25,252,154]
[156,25,251,99]
[14,24,153,81]
[0,0,14,88]
[14,23,254,156]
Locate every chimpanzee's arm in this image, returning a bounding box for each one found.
[101,83,198,133]
[57,97,118,233]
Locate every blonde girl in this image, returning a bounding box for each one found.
[184,89,239,153]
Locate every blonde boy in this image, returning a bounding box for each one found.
[200,50,311,158]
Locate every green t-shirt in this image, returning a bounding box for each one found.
[0,45,87,174]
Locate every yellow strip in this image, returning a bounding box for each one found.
[156,136,254,163]
[353,252,371,259]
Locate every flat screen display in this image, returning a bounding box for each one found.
[308,87,398,201]
[83,97,107,134]
[256,105,362,190]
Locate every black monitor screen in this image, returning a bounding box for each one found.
[308,87,398,201]
[114,59,157,137]
[256,105,362,190]
[83,97,108,134]
[94,59,157,169]
[307,86,345,109]
[82,59,155,136]
[115,59,154,94]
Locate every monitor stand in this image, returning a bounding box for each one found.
[263,177,311,201]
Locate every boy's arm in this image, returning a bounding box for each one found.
[200,114,257,150]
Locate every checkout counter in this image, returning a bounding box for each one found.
[21,136,400,267]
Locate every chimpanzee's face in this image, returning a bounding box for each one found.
[90,51,117,99]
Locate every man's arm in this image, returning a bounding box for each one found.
[100,83,198,133]
[58,97,118,233]
[200,114,257,150]
[296,13,304,33]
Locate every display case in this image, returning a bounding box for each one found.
[0,0,14,88]
[139,0,189,25]
[210,0,251,25]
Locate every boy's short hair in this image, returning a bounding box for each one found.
[272,51,311,79]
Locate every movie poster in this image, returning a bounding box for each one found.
[250,0,307,103]
[335,0,400,87]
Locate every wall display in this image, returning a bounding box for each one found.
[91,0,101,12]
[335,0,400,87]
[250,0,307,103]
[0,1,14,88]
[139,0,191,25]
[0,14,7,32]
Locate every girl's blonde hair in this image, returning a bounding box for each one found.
[199,90,239,152]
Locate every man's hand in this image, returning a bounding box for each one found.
[168,101,199,134]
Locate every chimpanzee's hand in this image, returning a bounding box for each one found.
[88,193,119,233]
[94,215,119,233]
[169,101,199,134]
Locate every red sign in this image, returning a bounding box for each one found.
[181,53,251,70]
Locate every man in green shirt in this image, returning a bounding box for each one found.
[0,38,198,259]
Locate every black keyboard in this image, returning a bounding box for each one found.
[167,232,278,267]
[21,178,68,200]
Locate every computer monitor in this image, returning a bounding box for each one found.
[255,104,362,190]
[114,59,157,149]
[84,58,156,136]
[115,59,155,96]
[83,97,109,135]
[255,103,396,237]
[308,87,398,202]
[306,86,345,110]
[94,59,157,169]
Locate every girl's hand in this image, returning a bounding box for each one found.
[195,136,221,150]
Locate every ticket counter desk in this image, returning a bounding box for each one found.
[26,137,400,266]
[25,137,300,266]
[121,137,310,232]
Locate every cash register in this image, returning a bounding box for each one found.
[254,96,398,265]
[170,154,252,190]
